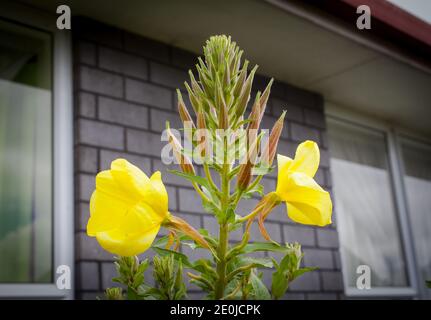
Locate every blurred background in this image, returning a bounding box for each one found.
[0,0,430,299]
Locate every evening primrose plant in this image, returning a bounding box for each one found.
[87,35,332,300]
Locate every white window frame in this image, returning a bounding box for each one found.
[395,134,431,299]
[0,2,74,299]
[326,103,424,298]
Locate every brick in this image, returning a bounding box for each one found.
[187,292,207,300]
[290,122,320,143]
[78,119,124,150]
[325,169,332,187]
[203,215,243,242]
[178,188,205,214]
[76,41,96,65]
[276,140,298,161]
[260,177,276,195]
[78,291,102,300]
[314,169,325,186]
[76,232,114,261]
[73,17,123,49]
[317,229,339,248]
[150,62,188,89]
[76,262,99,291]
[272,98,303,122]
[79,66,123,98]
[320,149,330,168]
[171,47,197,70]
[307,293,337,300]
[282,293,306,300]
[124,32,170,63]
[321,271,344,291]
[144,265,155,286]
[99,47,148,79]
[249,221,282,243]
[101,262,118,289]
[304,108,326,129]
[99,150,151,173]
[98,96,148,129]
[76,146,98,173]
[282,224,316,246]
[333,251,342,270]
[289,271,320,291]
[77,92,96,118]
[181,246,212,261]
[236,197,259,217]
[125,78,172,109]
[303,248,334,269]
[76,202,90,231]
[286,85,320,109]
[150,109,182,132]
[78,174,95,202]
[320,130,329,149]
[265,204,290,223]
[126,129,164,156]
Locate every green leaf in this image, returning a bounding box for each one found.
[271,269,289,299]
[251,164,273,176]
[241,242,291,255]
[239,256,273,269]
[151,247,192,267]
[293,267,317,279]
[243,183,264,199]
[426,280,431,288]
[168,170,209,188]
[250,271,270,300]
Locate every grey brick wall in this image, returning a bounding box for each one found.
[73,17,343,300]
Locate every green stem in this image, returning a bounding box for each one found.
[214,137,231,299]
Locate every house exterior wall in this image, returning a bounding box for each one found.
[72,17,343,300]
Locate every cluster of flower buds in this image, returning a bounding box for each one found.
[167,36,285,188]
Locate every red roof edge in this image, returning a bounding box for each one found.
[340,0,431,47]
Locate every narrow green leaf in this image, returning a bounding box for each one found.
[250,272,271,300]
[151,247,192,267]
[242,242,291,254]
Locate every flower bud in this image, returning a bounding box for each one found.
[261,111,286,166]
[164,215,214,255]
[237,160,252,190]
[167,127,196,175]
[177,89,196,128]
[259,78,273,118]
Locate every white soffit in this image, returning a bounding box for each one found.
[19,0,431,136]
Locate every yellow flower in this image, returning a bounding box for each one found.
[275,140,332,226]
[87,159,169,256]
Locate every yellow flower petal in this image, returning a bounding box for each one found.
[289,140,320,178]
[96,225,160,257]
[277,154,293,176]
[282,172,332,226]
[86,158,171,256]
[145,171,168,218]
[95,169,137,204]
[110,158,150,199]
[118,201,164,234]
[87,190,128,236]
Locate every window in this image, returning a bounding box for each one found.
[326,111,422,297]
[0,19,53,284]
[400,138,431,298]
[0,2,73,299]
[328,119,412,294]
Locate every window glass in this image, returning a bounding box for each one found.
[0,20,52,283]
[400,139,431,298]
[328,118,408,288]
